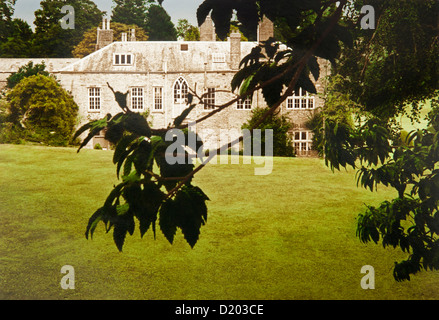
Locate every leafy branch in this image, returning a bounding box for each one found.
[74,0,351,252]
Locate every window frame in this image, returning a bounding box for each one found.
[113,53,134,66]
[173,77,189,105]
[292,130,313,153]
[130,87,144,111]
[203,87,216,110]
[237,96,252,110]
[153,86,164,111]
[286,88,315,110]
[88,87,101,112]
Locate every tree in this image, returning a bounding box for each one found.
[242,107,294,157]
[0,0,33,57]
[0,18,33,58]
[6,61,49,89]
[111,0,152,31]
[0,0,15,43]
[318,0,439,281]
[144,4,177,41]
[75,0,352,252]
[33,0,103,57]
[6,74,79,146]
[73,23,149,58]
[176,19,200,41]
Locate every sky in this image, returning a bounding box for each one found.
[12,0,204,28]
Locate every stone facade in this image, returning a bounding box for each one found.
[0,17,329,156]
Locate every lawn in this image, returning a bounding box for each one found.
[0,144,438,300]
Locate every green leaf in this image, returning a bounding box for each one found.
[174,104,196,128]
[159,198,178,244]
[122,113,152,138]
[113,134,139,164]
[85,207,104,240]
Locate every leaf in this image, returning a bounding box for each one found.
[112,213,135,252]
[85,207,104,240]
[135,182,164,238]
[307,56,320,81]
[174,104,196,127]
[75,114,111,152]
[113,134,138,164]
[231,63,260,93]
[122,113,152,138]
[107,82,129,112]
[159,198,178,244]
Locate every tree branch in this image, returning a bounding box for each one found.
[164,1,348,200]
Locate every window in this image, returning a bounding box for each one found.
[286,88,315,110]
[88,87,101,111]
[237,96,252,110]
[212,53,226,63]
[153,87,163,111]
[204,88,216,110]
[174,77,188,104]
[180,44,189,51]
[131,87,144,110]
[114,53,133,65]
[292,130,313,155]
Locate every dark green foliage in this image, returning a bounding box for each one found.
[324,100,439,281]
[33,0,102,58]
[333,0,439,119]
[4,74,79,146]
[80,82,209,251]
[6,61,50,89]
[111,0,152,30]
[0,18,33,58]
[242,107,294,157]
[318,0,439,281]
[160,185,209,248]
[145,4,177,41]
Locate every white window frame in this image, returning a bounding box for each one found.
[113,53,134,66]
[237,96,252,110]
[287,88,315,110]
[292,130,313,153]
[203,88,216,110]
[153,86,163,111]
[88,87,101,111]
[130,87,144,111]
[173,77,188,105]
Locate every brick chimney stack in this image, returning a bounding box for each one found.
[96,17,114,50]
[257,16,274,44]
[229,32,241,70]
[200,16,216,41]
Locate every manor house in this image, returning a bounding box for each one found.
[0,17,329,156]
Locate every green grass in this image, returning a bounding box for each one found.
[0,144,438,300]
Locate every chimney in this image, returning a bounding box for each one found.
[121,33,128,42]
[96,17,114,50]
[229,32,241,70]
[130,29,136,42]
[257,16,274,44]
[200,16,215,41]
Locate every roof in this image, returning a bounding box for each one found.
[0,58,79,74]
[59,41,259,74]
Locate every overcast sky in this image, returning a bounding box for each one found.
[13,0,204,27]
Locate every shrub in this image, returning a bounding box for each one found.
[5,74,79,146]
[242,107,295,157]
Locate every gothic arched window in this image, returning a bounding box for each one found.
[173,77,188,104]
